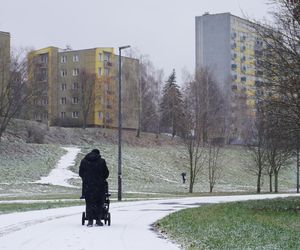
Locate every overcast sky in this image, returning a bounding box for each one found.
[0,0,271,82]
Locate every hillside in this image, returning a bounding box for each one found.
[0,119,297,199]
[2,119,181,147]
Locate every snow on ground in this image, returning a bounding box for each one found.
[0,194,299,250]
[35,147,81,188]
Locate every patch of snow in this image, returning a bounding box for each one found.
[35,147,81,188]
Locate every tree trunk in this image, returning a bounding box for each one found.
[269,174,273,193]
[297,146,299,193]
[189,168,194,193]
[274,172,279,193]
[257,170,262,193]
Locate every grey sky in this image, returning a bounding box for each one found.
[0,0,271,82]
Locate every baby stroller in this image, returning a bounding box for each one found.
[81,181,111,226]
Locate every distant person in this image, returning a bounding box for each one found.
[181,172,186,184]
[79,149,109,227]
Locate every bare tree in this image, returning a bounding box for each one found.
[251,0,300,192]
[78,69,95,129]
[245,104,268,193]
[121,56,140,133]
[264,108,294,193]
[194,68,229,143]
[180,68,229,193]
[0,48,39,140]
[139,56,163,135]
[123,50,163,137]
[207,142,223,193]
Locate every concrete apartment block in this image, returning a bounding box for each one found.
[28,47,139,130]
[196,13,263,141]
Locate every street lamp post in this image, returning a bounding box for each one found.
[118,45,130,201]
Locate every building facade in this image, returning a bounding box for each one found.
[195,13,263,141]
[28,47,139,130]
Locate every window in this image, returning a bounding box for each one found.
[61,69,67,77]
[241,65,247,73]
[99,53,103,61]
[43,113,48,120]
[73,68,79,76]
[61,112,66,118]
[34,113,41,121]
[33,99,38,105]
[42,98,48,105]
[105,68,110,76]
[98,67,102,76]
[241,76,247,82]
[104,52,110,62]
[61,97,67,104]
[61,55,67,63]
[240,35,246,42]
[72,82,79,90]
[73,54,79,62]
[231,64,237,70]
[40,54,48,63]
[39,68,47,81]
[106,112,110,120]
[72,97,79,104]
[72,111,79,118]
[98,111,103,120]
[61,83,67,91]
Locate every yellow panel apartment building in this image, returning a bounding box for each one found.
[29,47,139,130]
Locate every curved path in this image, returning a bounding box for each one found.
[35,147,81,187]
[0,194,299,250]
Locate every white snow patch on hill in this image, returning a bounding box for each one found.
[35,147,81,188]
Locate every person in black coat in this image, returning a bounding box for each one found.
[79,149,109,227]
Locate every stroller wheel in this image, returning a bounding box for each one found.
[82,212,86,225]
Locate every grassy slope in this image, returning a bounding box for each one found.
[156,197,300,249]
[0,119,297,198]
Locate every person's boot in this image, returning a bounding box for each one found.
[87,220,93,227]
[95,220,103,226]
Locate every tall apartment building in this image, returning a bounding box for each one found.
[195,13,263,141]
[28,47,139,130]
[0,31,10,92]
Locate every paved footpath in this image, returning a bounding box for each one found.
[0,194,299,250]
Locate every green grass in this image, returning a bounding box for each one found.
[156,197,300,250]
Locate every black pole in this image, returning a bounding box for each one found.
[117,45,130,202]
[297,146,299,193]
[118,48,122,201]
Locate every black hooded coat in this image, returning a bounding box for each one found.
[79,151,109,199]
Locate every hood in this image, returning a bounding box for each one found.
[84,152,101,162]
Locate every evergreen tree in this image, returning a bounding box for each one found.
[160,69,183,137]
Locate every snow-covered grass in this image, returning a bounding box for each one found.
[71,144,296,194]
[0,140,297,203]
[0,142,65,184]
[156,197,300,249]
[0,200,84,215]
